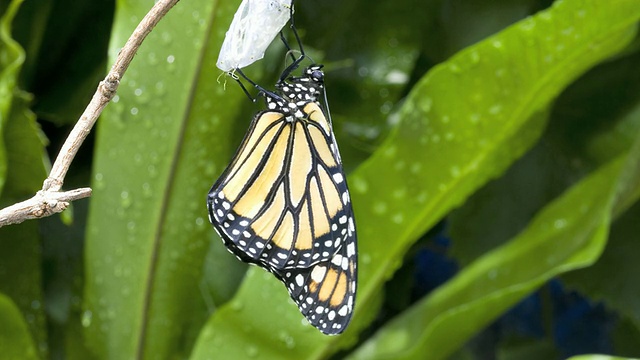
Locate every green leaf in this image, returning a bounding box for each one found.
[0,0,25,195]
[0,90,48,357]
[561,197,640,331]
[190,0,640,359]
[350,152,630,360]
[555,49,640,336]
[449,43,640,266]
[0,0,48,357]
[83,0,249,358]
[567,356,640,360]
[1,89,48,198]
[0,293,39,360]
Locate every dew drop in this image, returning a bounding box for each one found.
[448,63,462,73]
[81,310,93,327]
[489,104,503,115]
[519,19,536,32]
[246,345,258,357]
[142,183,153,198]
[385,69,408,84]
[392,213,404,224]
[357,66,369,77]
[351,176,368,194]
[231,302,244,311]
[393,189,406,199]
[279,331,296,349]
[383,145,397,158]
[421,97,433,113]
[147,52,159,66]
[94,173,105,190]
[155,81,166,96]
[554,219,567,229]
[469,51,480,64]
[161,31,172,44]
[373,202,387,215]
[487,269,498,280]
[120,190,132,208]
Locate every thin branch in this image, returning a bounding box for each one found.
[0,0,181,228]
[0,188,92,226]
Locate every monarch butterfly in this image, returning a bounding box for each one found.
[207,64,357,335]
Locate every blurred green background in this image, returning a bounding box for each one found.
[1,0,640,359]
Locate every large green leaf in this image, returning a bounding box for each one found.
[83,0,250,358]
[189,0,640,359]
[350,141,640,360]
[447,45,640,348]
[558,50,640,335]
[567,356,640,360]
[0,293,39,360]
[562,181,640,332]
[449,48,640,264]
[0,0,48,357]
[0,93,48,358]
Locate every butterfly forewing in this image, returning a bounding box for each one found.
[208,103,351,270]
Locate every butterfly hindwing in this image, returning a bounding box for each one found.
[274,218,357,335]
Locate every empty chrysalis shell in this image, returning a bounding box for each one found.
[217,0,291,71]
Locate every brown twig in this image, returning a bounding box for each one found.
[0,0,181,227]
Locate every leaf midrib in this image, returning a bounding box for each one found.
[134,1,221,358]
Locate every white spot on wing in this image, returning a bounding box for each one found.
[347,242,356,257]
[311,266,327,283]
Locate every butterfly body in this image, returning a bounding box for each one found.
[207,65,357,334]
